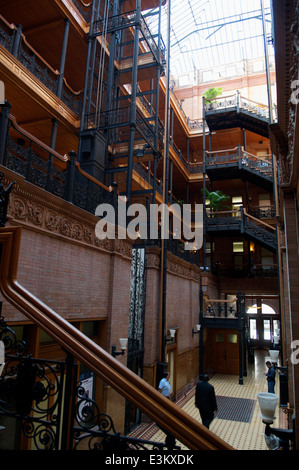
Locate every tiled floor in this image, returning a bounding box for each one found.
[131,350,289,450]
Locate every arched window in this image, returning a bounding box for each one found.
[261,304,276,314]
[246,303,276,315]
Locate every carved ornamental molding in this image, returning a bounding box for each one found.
[3,170,132,260]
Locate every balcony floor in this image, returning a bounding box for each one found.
[129,350,289,451]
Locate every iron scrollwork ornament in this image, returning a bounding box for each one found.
[72,381,176,451]
[0,316,67,450]
[0,172,15,227]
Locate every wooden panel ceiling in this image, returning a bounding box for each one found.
[0,0,88,92]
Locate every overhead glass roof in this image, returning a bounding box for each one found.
[145,0,274,81]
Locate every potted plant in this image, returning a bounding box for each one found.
[202,87,223,109]
[202,188,230,214]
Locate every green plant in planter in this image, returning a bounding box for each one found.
[202,188,230,213]
[202,87,223,105]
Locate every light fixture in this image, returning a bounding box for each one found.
[192,324,201,336]
[257,392,278,424]
[111,338,128,357]
[165,329,176,342]
[257,392,295,450]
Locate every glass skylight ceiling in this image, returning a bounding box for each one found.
[145,0,273,82]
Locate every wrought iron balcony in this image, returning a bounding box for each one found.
[1,113,114,215]
[0,15,83,115]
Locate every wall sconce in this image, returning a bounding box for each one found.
[192,324,201,336]
[111,338,128,357]
[257,392,294,450]
[166,329,176,342]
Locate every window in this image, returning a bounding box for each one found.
[247,303,276,315]
[250,319,257,339]
[247,305,258,314]
[233,241,244,253]
[261,304,276,315]
[216,333,225,342]
[261,248,274,272]
[253,60,264,72]
[178,74,189,87]
[202,70,213,82]
[229,334,237,344]
[232,196,242,217]
[259,193,271,207]
[263,319,271,340]
[226,66,237,77]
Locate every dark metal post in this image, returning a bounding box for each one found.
[152,0,163,207]
[60,354,76,450]
[238,292,244,385]
[199,283,204,378]
[79,1,97,134]
[159,0,171,366]
[126,0,142,204]
[46,118,59,191]
[65,150,77,203]
[0,101,11,165]
[261,0,273,124]
[242,294,247,377]
[12,24,23,57]
[202,97,207,271]
[56,19,71,99]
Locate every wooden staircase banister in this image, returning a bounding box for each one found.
[243,208,276,231]
[0,226,233,451]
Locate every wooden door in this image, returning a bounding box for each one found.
[213,329,239,375]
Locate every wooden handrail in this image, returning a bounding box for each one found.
[75,161,113,193]
[10,114,68,163]
[9,114,113,194]
[243,208,276,231]
[0,227,233,451]
[206,146,239,155]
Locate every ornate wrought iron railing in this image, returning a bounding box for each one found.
[0,15,83,115]
[203,298,238,318]
[72,0,93,23]
[206,146,273,180]
[203,91,277,122]
[1,113,114,215]
[0,311,179,451]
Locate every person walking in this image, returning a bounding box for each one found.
[195,374,218,429]
[265,361,276,393]
[158,372,171,398]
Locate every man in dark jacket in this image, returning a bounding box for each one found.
[265,361,276,393]
[195,375,217,429]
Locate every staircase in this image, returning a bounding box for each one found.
[242,209,277,252]
[0,226,233,451]
[203,92,275,138]
[206,146,274,192]
[205,208,277,252]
